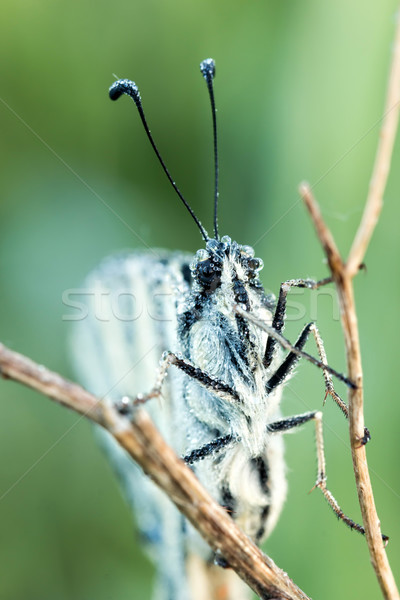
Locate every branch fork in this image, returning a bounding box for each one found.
[1,12,400,600]
[297,21,400,593]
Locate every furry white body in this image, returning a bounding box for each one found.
[72,238,288,600]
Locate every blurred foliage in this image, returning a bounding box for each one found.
[0,1,399,599]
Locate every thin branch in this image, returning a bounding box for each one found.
[347,14,400,277]
[0,343,310,600]
[299,183,343,278]
[300,182,399,600]
[3,15,400,600]
[298,18,400,600]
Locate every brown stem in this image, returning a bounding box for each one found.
[0,343,310,600]
[300,185,399,600]
[347,13,400,277]
[298,15,400,599]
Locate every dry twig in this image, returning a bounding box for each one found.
[1,12,399,600]
[298,15,400,599]
[0,343,309,600]
[347,13,400,278]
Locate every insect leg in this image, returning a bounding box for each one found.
[262,276,362,424]
[264,277,331,368]
[182,434,238,465]
[307,323,348,414]
[237,304,354,388]
[265,320,370,444]
[266,319,347,412]
[267,411,388,542]
[308,322,370,444]
[265,322,313,393]
[135,351,242,405]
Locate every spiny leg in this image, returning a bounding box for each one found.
[263,275,352,414]
[307,323,351,418]
[264,277,332,369]
[267,411,388,543]
[265,322,313,393]
[303,322,370,445]
[264,321,340,396]
[238,272,367,441]
[235,304,354,388]
[117,351,242,415]
[183,434,238,465]
[264,319,370,445]
[116,353,238,464]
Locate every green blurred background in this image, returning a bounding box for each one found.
[1,1,399,598]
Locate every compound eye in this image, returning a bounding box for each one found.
[196,259,221,288]
[247,258,261,271]
[246,256,263,280]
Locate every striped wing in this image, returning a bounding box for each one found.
[70,249,194,600]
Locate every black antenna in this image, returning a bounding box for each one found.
[109,78,209,242]
[200,58,219,241]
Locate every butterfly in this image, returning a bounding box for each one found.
[71,58,367,600]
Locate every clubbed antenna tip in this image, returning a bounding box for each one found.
[109,79,141,106]
[200,58,216,81]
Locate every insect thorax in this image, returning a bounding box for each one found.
[176,236,282,458]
